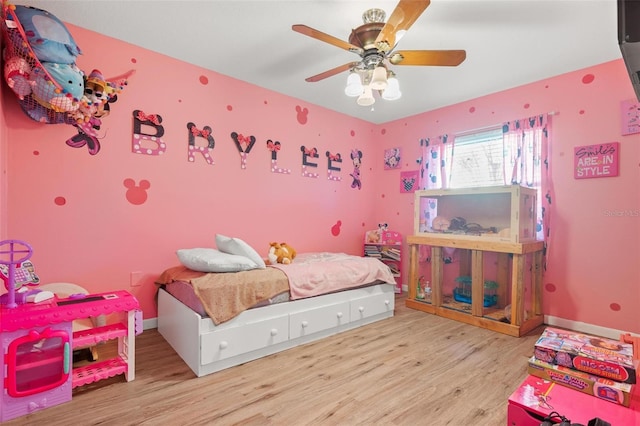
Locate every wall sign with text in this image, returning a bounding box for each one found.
[574,142,619,179]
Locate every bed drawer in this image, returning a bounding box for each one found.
[200,315,289,363]
[289,301,350,338]
[350,292,394,321]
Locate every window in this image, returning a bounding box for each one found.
[449,127,504,188]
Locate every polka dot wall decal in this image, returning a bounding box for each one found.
[131,58,137,64]
[33,151,39,156]
[381,129,386,135]
[331,220,342,236]
[227,105,233,111]
[579,110,585,115]
[264,100,268,104]
[469,106,476,113]
[362,222,366,227]
[610,303,621,311]
[381,193,386,198]
[124,178,150,205]
[199,75,209,85]
[545,85,549,89]
[545,283,556,292]
[54,196,66,206]
[582,74,595,84]
[350,130,355,136]
[524,103,530,109]
[295,105,309,124]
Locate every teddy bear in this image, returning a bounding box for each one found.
[365,229,381,243]
[267,242,297,265]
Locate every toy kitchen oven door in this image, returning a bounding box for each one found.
[1,321,73,421]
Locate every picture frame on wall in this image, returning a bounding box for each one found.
[574,142,619,179]
[384,147,402,170]
[620,99,640,135]
[400,170,419,193]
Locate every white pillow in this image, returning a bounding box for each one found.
[215,234,266,268]
[176,248,258,273]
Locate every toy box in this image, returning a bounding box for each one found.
[508,375,640,426]
[413,185,538,244]
[533,327,638,384]
[528,356,635,407]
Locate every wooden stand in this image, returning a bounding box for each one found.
[405,235,544,337]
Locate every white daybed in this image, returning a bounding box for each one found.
[158,283,394,377]
[156,252,396,377]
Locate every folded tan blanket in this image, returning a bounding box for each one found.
[156,265,290,325]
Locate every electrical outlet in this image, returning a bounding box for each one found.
[130,271,143,287]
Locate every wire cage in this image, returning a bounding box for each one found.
[452,276,498,307]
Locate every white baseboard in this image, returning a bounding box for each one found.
[142,308,638,342]
[143,317,158,330]
[544,315,639,340]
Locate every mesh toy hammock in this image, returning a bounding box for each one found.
[1,2,82,124]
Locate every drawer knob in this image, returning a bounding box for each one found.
[337,312,343,318]
[219,341,228,350]
[270,328,278,336]
[384,300,390,306]
[358,306,365,313]
[301,321,309,328]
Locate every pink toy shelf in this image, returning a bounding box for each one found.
[364,229,403,294]
[0,240,141,422]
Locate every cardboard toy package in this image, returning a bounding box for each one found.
[528,356,635,407]
[533,327,638,384]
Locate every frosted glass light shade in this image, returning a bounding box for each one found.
[369,66,388,90]
[357,85,375,106]
[382,75,402,100]
[344,73,364,97]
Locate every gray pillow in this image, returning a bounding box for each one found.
[176,248,258,273]
[215,234,266,268]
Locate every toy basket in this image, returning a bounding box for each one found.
[1,2,82,124]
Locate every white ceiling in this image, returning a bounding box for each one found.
[23,0,623,124]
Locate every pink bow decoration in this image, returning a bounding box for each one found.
[136,111,160,125]
[191,127,210,138]
[267,141,281,151]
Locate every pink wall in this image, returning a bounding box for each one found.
[372,60,640,335]
[2,25,380,318]
[2,25,639,334]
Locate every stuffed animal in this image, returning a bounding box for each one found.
[365,229,380,243]
[267,242,297,265]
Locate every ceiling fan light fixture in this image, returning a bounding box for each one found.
[344,72,364,97]
[357,85,375,106]
[382,73,402,101]
[370,66,388,90]
[362,8,386,24]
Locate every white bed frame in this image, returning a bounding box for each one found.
[157,283,395,377]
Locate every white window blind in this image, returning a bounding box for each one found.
[449,127,504,188]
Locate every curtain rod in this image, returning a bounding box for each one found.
[454,111,559,137]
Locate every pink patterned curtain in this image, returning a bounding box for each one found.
[502,114,553,248]
[419,134,454,190]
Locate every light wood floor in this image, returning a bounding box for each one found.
[5,295,544,426]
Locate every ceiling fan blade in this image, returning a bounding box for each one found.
[305,62,361,82]
[375,0,431,51]
[292,24,363,55]
[389,50,466,66]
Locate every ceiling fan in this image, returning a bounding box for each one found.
[292,0,466,104]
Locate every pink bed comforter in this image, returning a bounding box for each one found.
[269,252,396,300]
